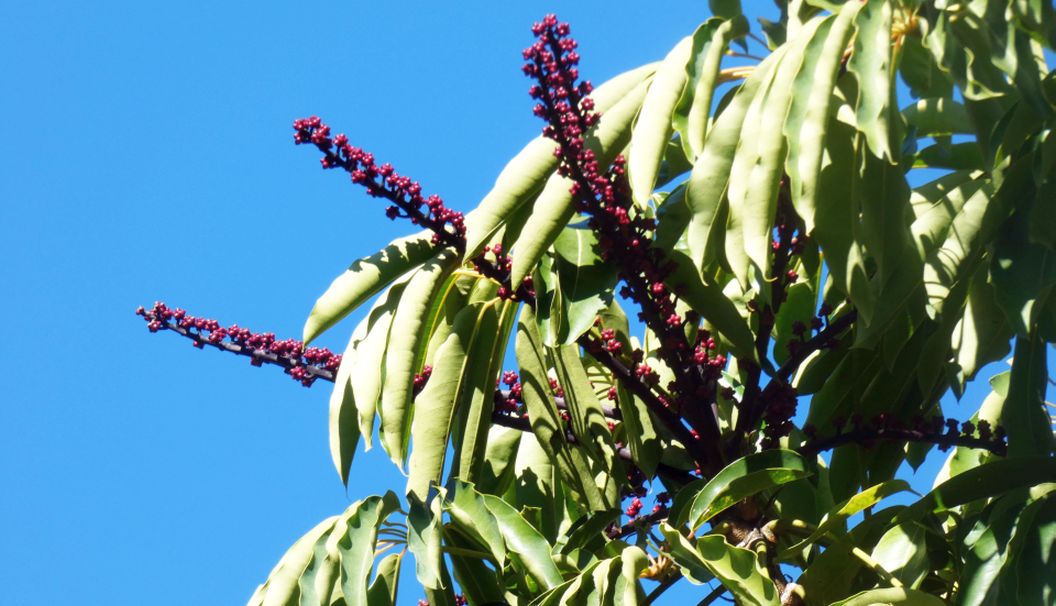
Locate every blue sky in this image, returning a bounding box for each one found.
[0,2,1033,605]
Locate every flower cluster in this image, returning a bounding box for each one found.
[412,365,433,396]
[136,302,340,387]
[524,15,722,422]
[293,116,466,249]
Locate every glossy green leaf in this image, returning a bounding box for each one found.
[380,250,458,467]
[463,63,658,259]
[677,449,811,530]
[951,269,1012,386]
[454,300,514,484]
[406,496,445,592]
[686,47,782,275]
[661,525,779,606]
[304,231,435,345]
[509,75,653,287]
[870,521,930,588]
[347,277,412,453]
[674,17,749,160]
[329,319,368,486]
[1003,330,1056,458]
[629,34,693,207]
[896,457,1056,524]
[549,341,617,466]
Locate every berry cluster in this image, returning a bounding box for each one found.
[801,413,1008,455]
[137,302,340,387]
[293,117,466,249]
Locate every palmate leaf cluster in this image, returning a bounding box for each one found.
[244,1,1056,605]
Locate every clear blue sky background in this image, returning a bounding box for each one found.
[0,2,1037,605]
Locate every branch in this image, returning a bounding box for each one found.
[774,309,857,382]
[799,423,1007,456]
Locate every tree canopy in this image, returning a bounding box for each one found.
[141,1,1056,604]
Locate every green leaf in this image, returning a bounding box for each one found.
[447,530,507,605]
[477,425,523,497]
[516,306,610,511]
[829,587,946,606]
[346,277,412,453]
[781,480,912,557]
[785,4,864,234]
[406,302,480,501]
[552,226,618,345]
[661,525,779,606]
[848,0,894,161]
[629,35,694,207]
[674,17,749,161]
[328,320,368,487]
[728,16,825,286]
[454,300,515,484]
[549,342,618,467]
[913,141,985,170]
[870,521,930,588]
[250,516,339,606]
[677,449,811,531]
[1004,330,1056,458]
[901,97,973,137]
[991,209,1056,336]
[951,268,1013,386]
[304,231,435,344]
[331,493,402,606]
[999,489,1056,604]
[380,250,458,467]
[406,496,445,592]
[685,47,782,275]
[897,457,1056,524]
[709,0,742,20]
[366,552,402,606]
[480,492,563,590]
[463,62,658,259]
[509,73,653,287]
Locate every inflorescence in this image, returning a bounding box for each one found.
[801,413,1007,456]
[293,116,466,250]
[136,302,340,387]
[523,14,725,438]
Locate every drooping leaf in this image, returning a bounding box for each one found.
[674,16,749,160]
[629,34,694,207]
[478,491,563,590]
[781,480,912,557]
[686,47,782,275]
[366,552,402,606]
[848,0,895,161]
[785,3,864,234]
[406,302,480,501]
[516,306,610,511]
[380,250,458,466]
